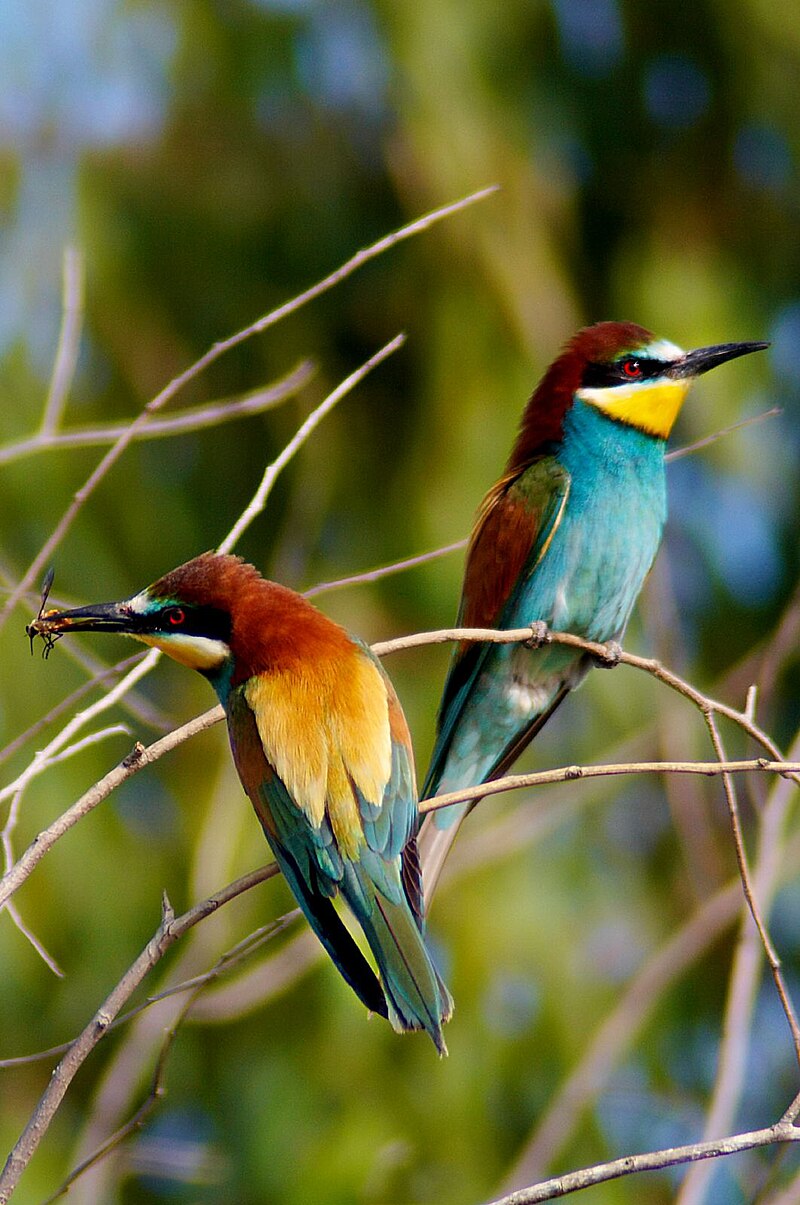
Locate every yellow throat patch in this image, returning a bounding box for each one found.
[577,378,690,440]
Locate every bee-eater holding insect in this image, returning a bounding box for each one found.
[28,554,453,1053]
[419,322,768,891]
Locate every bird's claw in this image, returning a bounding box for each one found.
[525,621,550,649]
[593,639,622,669]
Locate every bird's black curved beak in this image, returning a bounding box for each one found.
[27,600,136,638]
[671,341,770,380]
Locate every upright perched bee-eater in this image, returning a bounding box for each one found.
[29,554,452,1053]
[420,321,768,890]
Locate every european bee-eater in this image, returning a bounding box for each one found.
[420,321,768,891]
[29,554,453,1053]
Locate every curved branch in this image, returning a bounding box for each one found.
[0,708,223,912]
[0,362,314,467]
[486,1120,800,1205]
[373,623,800,780]
[0,861,278,1203]
[0,185,497,633]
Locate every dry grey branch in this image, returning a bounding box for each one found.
[220,334,406,553]
[40,246,84,436]
[0,653,148,768]
[304,538,468,598]
[0,862,279,1202]
[0,707,223,913]
[0,185,496,633]
[39,911,298,1204]
[0,361,314,467]
[486,1121,800,1204]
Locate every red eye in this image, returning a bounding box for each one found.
[167,607,185,626]
[622,358,642,378]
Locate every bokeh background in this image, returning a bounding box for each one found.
[1,2,799,1202]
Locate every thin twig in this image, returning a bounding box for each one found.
[0,653,147,768]
[220,334,406,552]
[3,899,64,978]
[0,652,158,811]
[305,539,467,598]
[0,707,223,912]
[485,1120,800,1205]
[665,407,782,462]
[418,758,800,815]
[1,362,314,467]
[705,712,800,1066]
[0,862,279,1203]
[0,186,497,632]
[40,247,84,436]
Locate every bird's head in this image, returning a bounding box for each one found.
[572,322,768,439]
[511,321,768,465]
[26,554,321,685]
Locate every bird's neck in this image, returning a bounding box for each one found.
[506,368,684,476]
[560,397,667,480]
[214,581,354,700]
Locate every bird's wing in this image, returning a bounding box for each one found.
[423,455,571,796]
[226,685,389,1018]
[366,660,424,924]
[229,654,445,1036]
[236,646,419,905]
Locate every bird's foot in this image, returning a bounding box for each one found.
[592,640,622,669]
[525,621,550,649]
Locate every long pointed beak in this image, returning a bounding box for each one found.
[28,600,137,637]
[671,341,769,380]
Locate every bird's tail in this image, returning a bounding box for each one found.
[344,862,453,1056]
[417,802,470,901]
[419,684,574,899]
[273,848,391,1021]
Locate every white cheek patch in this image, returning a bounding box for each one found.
[133,632,230,671]
[577,377,676,405]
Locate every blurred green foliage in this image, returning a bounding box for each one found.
[1,1,799,1202]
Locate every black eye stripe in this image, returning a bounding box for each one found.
[150,605,231,642]
[582,357,669,388]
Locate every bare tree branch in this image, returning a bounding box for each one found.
[304,539,468,598]
[0,708,222,912]
[418,757,800,815]
[40,246,84,436]
[664,406,782,462]
[0,185,497,633]
[220,334,406,553]
[485,1120,800,1205]
[0,362,314,467]
[0,862,279,1203]
[0,653,148,768]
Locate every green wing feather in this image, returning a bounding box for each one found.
[423,456,571,798]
